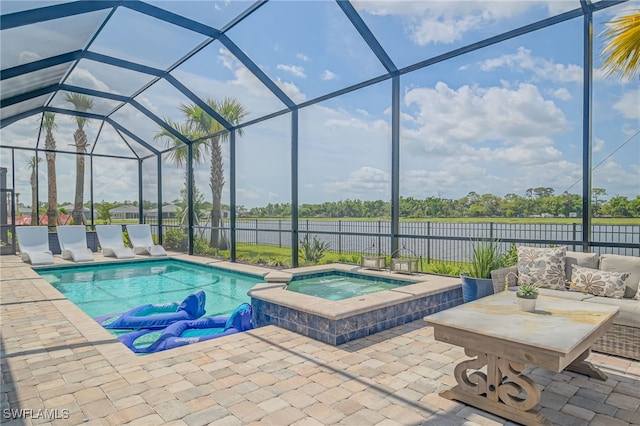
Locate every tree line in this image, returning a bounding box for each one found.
[243,189,640,218]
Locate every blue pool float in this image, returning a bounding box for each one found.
[118,303,253,353]
[95,290,206,330]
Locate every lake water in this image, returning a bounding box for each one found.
[174,220,639,260]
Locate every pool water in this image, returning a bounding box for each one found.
[286,271,411,301]
[38,259,263,320]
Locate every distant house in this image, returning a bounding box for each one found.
[110,205,139,220]
[59,204,97,223]
[144,204,179,219]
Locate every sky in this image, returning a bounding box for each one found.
[1,0,638,210]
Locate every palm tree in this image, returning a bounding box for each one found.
[154,120,205,225]
[600,10,640,80]
[65,93,93,225]
[181,97,247,248]
[42,112,58,227]
[27,156,42,225]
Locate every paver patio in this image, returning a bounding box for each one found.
[1,254,639,426]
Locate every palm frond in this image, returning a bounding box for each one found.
[599,10,640,80]
[64,93,94,129]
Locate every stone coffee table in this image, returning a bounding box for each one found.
[425,292,619,425]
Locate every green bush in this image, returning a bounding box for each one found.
[336,254,360,264]
[163,228,187,251]
[298,235,330,264]
[194,236,218,256]
[432,262,462,275]
[466,239,504,279]
[502,242,518,267]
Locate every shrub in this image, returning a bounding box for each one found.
[163,228,187,251]
[194,236,218,256]
[298,235,330,264]
[432,262,462,275]
[502,242,518,267]
[466,239,504,279]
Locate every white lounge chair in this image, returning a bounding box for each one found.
[126,224,167,257]
[95,225,135,259]
[15,226,54,265]
[57,225,94,262]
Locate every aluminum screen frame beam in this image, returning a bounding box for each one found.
[60,84,192,146]
[291,108,299,267]
[0,84,59,108]
[581,2,594,251]
[0,1,117,30]
[230,130,237,262]
[122,0,295,110]
[0,51,82,81]
[336,0,397,74]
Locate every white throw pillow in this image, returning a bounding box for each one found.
[517,246,566,290]
[571,265,628,299]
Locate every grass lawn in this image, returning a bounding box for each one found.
[223,243,465,275]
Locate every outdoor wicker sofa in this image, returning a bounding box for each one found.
[491,250,640,361]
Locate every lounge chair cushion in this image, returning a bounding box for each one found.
[599,254,640,299]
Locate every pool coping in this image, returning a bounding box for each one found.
[250,263,461,320]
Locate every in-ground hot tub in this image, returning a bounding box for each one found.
[249,264,463,345]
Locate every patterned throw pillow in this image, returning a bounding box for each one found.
[517,246,566,290]
[571,265,628,298]
[634,281,640,301]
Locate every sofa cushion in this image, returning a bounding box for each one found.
[538,287,595,301]
[599,254,640,299]
[517,246,566,290]
[570,265,628,299]
[565,251,599,283]
[583,296,640,328]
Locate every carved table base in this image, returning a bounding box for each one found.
[440,348,607,426]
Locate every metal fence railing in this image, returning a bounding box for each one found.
[143,218,640,264]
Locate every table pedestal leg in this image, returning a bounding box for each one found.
[565,349,608,381]
[439,349,550,426]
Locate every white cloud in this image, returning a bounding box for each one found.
[275,78,306,103]
[297,53,310,62]
[403,81,567,149]
[593,137,606,153]
[352,0,551,45]
[550,88,572,101]
[593,160,640,196]
[321,70,338,81]
[478,47,583,83]
[396,81,582,198]
[613,89,640,120]
[276,64,306,78]
[324,167,390,196]
[217,48,277,98]
[65,67,112,93]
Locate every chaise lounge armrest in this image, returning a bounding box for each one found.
[491,265,518,294]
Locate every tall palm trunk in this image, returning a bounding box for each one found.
[45,131,57,226]
[72,129,87,225]
[30,165,38,225]
[209,137,224,248]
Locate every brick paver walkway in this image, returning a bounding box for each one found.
[1,254,639,425]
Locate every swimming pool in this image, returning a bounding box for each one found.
[38,259,264,321]
[286,271,412,300]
